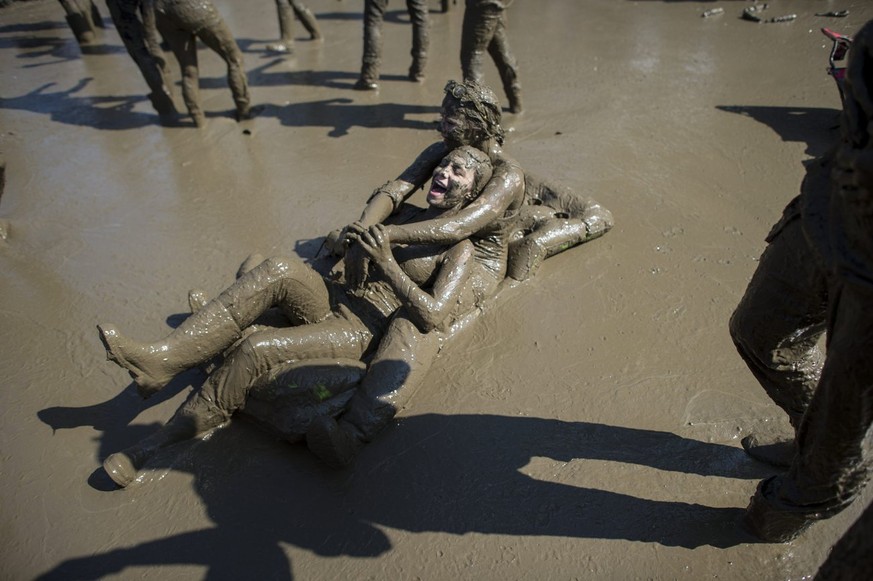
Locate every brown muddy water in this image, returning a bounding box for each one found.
[2,0,872,579]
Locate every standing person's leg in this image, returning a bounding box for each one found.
[267,0,296,52]
[58,0,97,44]
[729,208,829,467]
[105,0,177,116]
[487,11,522,113]
[460,2,498,84]
[745,278,873,541]
[195,17,251,120]
[290,0,322,40]
[406,0,429,81]
[104,316,376,487]
[156,15,205,125]
[356,0,388,90]
[88,0,105,28]
[307,314,444,467]
[98,256,332,397]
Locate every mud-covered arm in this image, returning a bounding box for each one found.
[384,163,524,245]
[356,142,451,227]
[327,142,449,257]
[356,225,474,333]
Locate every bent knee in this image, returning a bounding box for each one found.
[261,255,303,276]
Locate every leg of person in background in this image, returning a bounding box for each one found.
[291,0,322,40]
[58,0,98,45]
[195,18,252,121]
[406,0,429,82]
[356,0,388,90]
[486,9,522,113]
[105,0,177,118]
[461,1,521,113]
[729,209,828,468]
[266,0,322,53]
[745,274,873,542]
[156,16,205,126]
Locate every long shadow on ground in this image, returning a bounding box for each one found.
[36,406,768,579]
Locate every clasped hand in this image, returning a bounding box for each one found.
[344,222,395,288]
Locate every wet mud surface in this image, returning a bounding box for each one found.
[2,0,873,578]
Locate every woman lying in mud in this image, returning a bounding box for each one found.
[97,145,494,487]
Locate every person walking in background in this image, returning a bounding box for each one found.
[266,0,322,53]
[461,0,522,113]
[355,0,429,91]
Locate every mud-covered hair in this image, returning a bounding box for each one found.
[842,20,873,148]
[442,79,506,145]
[451,145,493,201]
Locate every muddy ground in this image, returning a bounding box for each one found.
[2,0,872,579]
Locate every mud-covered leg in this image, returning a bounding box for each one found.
[98,256,331,397]
[356,0,386,90]
[508,212,612,282]
[460,2,499,84]
[729,215,828,467]
[89,0,105,28]
[487,13,522,113]
[406,0,429,82]
[745,280,873,542]
[267,0,295,52]
[102,393,227,488]
[105,318,373,487]
[291,0,322,40]
[159,20,204,126]
[307,315,443,468]
[58,0,97,45]
[196,20,251,121]
[105,0,176,117]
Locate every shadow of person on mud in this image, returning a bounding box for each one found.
[262,97,438,137]
[0,18,127,66]
[0,61,440,133]
[717,105,841,158]
[0,77,174,129]
[36,378,766,579]
[202,57,436,93]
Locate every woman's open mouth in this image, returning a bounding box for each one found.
[428,176,449,202]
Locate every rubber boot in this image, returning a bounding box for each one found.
[355,61,379,91]
[267,3,295,53]
[97,300,242,398]
[409,56,426,83]
[507,84,523,115]
[743,478,817,542]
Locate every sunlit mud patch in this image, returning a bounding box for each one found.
[682,389,791,442]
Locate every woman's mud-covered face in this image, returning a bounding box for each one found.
[427,151,477,209]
